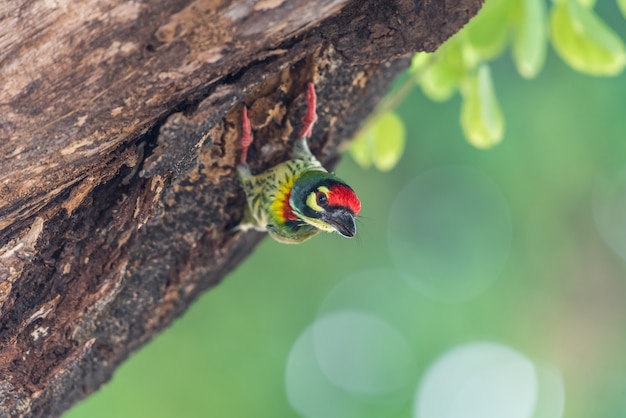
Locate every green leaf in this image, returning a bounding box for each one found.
[550,1,626,76]
[618,0,626,20]
[460,65,505,149]
[552,0,596,6]
[349,112,406,171]
[511,0,547,78]
[420,40,466,101]
[409,52,432,74]
[576,0,596,8]
[349,130,373,169]
[372,112,406,171]
[463,0,511,62]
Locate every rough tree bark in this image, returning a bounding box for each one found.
[0,0,482,416]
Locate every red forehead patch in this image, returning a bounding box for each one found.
[328,184,361,215]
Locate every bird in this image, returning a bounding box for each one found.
[236,83,361,244]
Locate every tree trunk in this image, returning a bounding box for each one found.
[0,0,482,416]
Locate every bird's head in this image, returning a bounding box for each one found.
[290,171,361,238]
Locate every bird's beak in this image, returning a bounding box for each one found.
[324,209,356,238]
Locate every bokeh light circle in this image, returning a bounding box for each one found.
[414,342,538,418]
[533,362,565,418]
[388,166,512,303]
[592,167,626,261]
[313,311,416,396]
[286,321,355,418]
[286,311,416,418]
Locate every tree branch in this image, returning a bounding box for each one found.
[0,0,483,416]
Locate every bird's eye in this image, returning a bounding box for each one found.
[316,192,328,206]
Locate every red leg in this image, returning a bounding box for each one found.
[299,82,318,139]
[240,106,254,165]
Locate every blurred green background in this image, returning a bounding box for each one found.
[67,5,626,418]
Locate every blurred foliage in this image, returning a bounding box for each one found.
[460,65,505,148]
[350,0,626,168]
[349,112,406,171]
[551,0,626,75]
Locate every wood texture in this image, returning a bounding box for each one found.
[0,0,483,416]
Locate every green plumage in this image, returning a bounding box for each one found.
[237,137,327,244]
[236,83,359,244]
